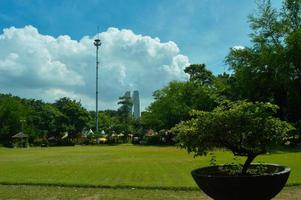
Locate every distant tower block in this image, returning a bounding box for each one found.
[132,90,140,119]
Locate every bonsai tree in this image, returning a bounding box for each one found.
[172,101,294,174]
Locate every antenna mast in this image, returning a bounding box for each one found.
[94,28,101,133]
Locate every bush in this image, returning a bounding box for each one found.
[172,101,294,174]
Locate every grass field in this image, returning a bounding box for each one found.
[0,144,301,189]
[0,145,301,199]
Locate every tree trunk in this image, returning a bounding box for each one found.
[242,154,257,175]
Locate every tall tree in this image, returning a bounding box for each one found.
[24,100,64,138]
[226,0,301,122]
[54,97,91,136]
[184,64,214,85]
[117,95,133,134]
[141,81,216,130]
[0,94,27,145]
[117,95,133,122]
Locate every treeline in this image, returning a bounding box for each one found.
[140,0,301,144]
[0,94,141,146]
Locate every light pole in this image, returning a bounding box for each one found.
[94,37,101,133]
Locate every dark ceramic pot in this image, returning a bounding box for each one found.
[191,164,290,200]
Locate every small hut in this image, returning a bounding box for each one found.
[47,136,57,146]
[12,132,29,147]
[145,129,157,137]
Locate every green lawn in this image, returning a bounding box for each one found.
[0,145,300,189]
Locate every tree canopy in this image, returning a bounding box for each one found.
[141,80,217,131]
[172,101,294,173]
[226,0,301,123]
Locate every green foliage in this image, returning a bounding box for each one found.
[173,101,294,173]
[24,100,63,138]
[226,0,301,123]
[0,93,142,145]
[116,95,135,134]
[54,97,91,135]
[141,81,217,131]
[184,64,214,85]
[0,94,28,144]
[0,94,94,144]
[173,101,293,156]
[209,153,217,166]
[117,95,133,120]
[98,112,118,133]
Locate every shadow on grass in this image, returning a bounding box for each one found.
[268,146,301,154]
[0,181,299,191]
[0,182,199,191]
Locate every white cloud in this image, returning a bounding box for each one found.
[232,45,245,51]
[0,25,190,110]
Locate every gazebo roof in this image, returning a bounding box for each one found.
[48,136,56,140]
[12,132,28,138]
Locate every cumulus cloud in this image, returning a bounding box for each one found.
[232,45,245,51]
[0,25,189,110]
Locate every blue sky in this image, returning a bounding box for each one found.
[0,0,283,110]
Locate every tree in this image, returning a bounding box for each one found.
[117,95,133,122]
[54,97,91,136]
[226,0,301,124]
[116,95,134,134]
[24,99,63,138]
[173,101,294,174]
[141,81,216,130]
[88,111,120,134]
[184,64,214,85]
[0,94,28,145]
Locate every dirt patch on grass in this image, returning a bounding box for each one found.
[274,186,301,200]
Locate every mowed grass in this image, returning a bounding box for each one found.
[0,145,300,189]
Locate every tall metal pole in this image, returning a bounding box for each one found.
[94,38,101,133]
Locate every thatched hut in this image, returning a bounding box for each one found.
[12,132,29,147]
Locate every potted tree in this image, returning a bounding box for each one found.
[172,101,294,200]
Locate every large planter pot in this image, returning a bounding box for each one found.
[191,163,290,200]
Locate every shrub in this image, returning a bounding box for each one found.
[172,101,294,174]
